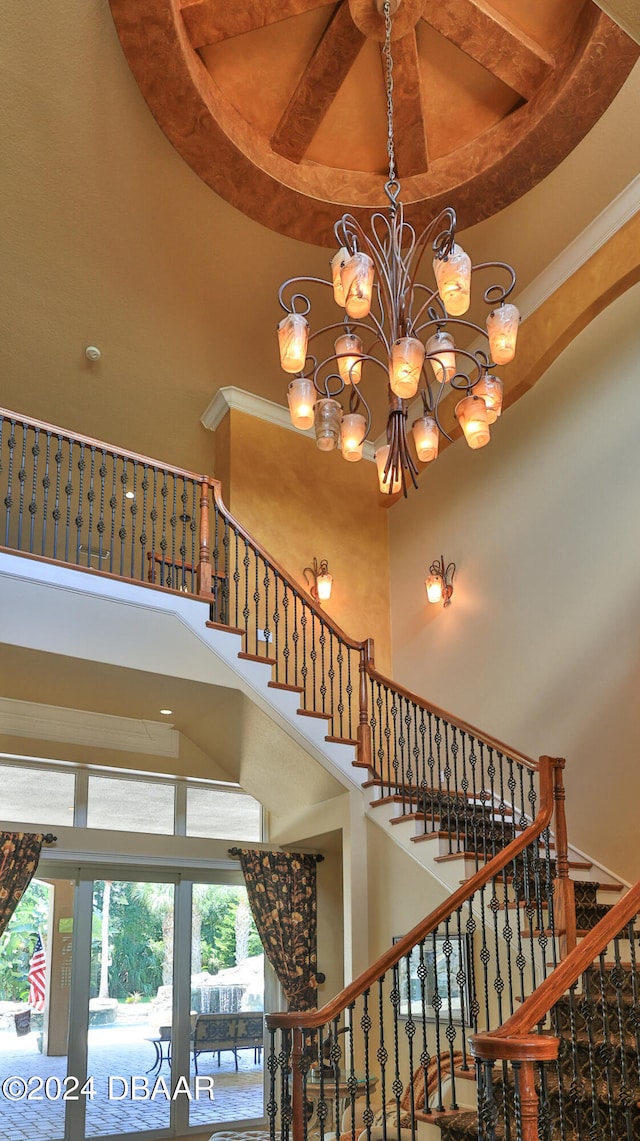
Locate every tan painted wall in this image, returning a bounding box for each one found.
[219,409,392,673]
[388,281,640,882]
[366,819,448,959]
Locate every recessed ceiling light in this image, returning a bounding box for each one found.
[125,491,135,499]
[160,709,173,716]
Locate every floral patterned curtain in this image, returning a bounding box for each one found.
[237,849,319,1011]
[0,832,45,937]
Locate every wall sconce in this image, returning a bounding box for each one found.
[303,557,333,604]
[425,555,455,608]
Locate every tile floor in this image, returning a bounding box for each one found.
[0,1023,264,1140]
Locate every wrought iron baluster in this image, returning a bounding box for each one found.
[267,1027,277,1141]
[130,462,138,579]
[118,458,128,577]
[150,466,159,580]
[282,578,290,685]
[430,927,445,1110]
[273,569,280,681]
[86,445,96,563]
[416,941,431,1116]
[159,468,168,584]
[376,976,389,1132]
[17,422,28,551]
[346,647,353,741]
[64,439,74,563]
[455,907,471,1070]
[243,538,250,644]
[41,431,51,556]
[139,464,148,580]
[75,441,86,565]
[108,457,117,575]
[310,609,317,710]
[4,420,17,548]
[292,591,300,690]
[442,916,459,1108]
[232,522,239,627]
[478,1059,498,1141]
[254,549,260,656]
[360,991,374,1140]
[190,480,197,585]
[97,450,107,567]
[328,630,335,734]
[264,560,272,659]
[300,601,308,709]
[29,426,40,553]
[319,616,326,714]
[52,433,62,559]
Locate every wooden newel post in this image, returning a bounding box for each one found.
[547,756,576,955]
[357,638,375,770]
[291,1027,305,1141]
[517,1060,542,1141]
[196,479,212,598]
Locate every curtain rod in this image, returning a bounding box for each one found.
[228,847,324,863]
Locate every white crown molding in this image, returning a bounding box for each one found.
[516,175,640,320]
[0,696,179,758]
[201,386,376,460]
[202,179,639,461]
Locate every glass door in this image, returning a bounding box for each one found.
[84,877,177,1138]
[189,884,264,1130]
[0,874,75,1141]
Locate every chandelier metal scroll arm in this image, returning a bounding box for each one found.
[474,261,517,305]
[347,382,373,443]
[336,211,399,345]
[278,277,333,315]
[404,207,458,299]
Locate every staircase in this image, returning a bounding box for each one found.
[1,406,638,1141]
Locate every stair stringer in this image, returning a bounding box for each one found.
[0,551,629,920]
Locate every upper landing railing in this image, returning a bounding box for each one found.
[0,407,565,865]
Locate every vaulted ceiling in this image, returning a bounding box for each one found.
[110,0,638,243]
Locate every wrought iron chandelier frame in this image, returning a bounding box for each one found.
[276,0,520,496]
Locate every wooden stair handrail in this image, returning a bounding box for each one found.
[0,405,211,484]
[266,755,556,1031]
[208,478,367,653]
[365,661,537,772]
[0,405,543,781]
[471,873,640,1059]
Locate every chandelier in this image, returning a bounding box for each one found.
[276,0,520,496]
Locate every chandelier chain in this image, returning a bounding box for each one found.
[383,0,397,198]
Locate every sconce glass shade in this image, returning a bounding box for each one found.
[375,444,402,494]
[389,337,425,399]
[474,373,503,424]
[426,330,456,384]
[314,397,342,452]
[335,332,363,385]
[317,570,333,601]
[278,312,310,373]
[486,303,520,364]
[340,412,366,462]
[425,573,444,604]
[433,243,472,316]
[331,247,349,307]
[412,415,439,464]
[341,252,375,320]
[455,395,491,450]
[287,377,316,431]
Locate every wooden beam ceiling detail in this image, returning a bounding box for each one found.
[271,3,366,164]
[181,0,335,50]
[421,0,555,100]
[384,30,429,178]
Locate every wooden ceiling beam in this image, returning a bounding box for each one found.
[421,0,555,100]
[181,0,335,50]
[270,3,366,164]
[385,30,429,179]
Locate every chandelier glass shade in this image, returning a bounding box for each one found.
[276,0,520,496]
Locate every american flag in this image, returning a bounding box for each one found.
[28,934,46,1011]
